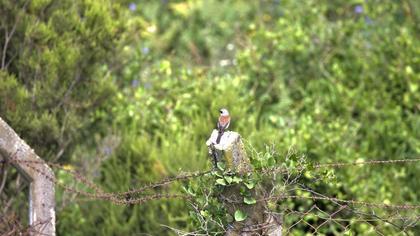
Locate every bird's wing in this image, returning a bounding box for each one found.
[224,120,230,129]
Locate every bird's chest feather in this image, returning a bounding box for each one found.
[219,115,230,125]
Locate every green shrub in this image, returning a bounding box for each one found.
[1,0,418,235]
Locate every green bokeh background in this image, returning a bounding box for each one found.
[0,0,419,235]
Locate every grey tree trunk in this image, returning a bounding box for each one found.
[207,130,282,236]
[0,117,55,236]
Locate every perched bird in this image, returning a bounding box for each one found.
[216,108,231,144]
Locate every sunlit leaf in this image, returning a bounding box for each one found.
[216,178,226,186]
[234,210,247,222]
[244,197,256,205]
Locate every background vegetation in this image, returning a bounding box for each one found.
[0,0,419,235]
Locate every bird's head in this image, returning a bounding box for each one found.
[219,108,229,116]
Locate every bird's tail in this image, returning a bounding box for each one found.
[216,130,223,144]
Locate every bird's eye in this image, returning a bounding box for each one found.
[219,110,223,113]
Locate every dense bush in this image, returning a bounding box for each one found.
[1,0,418,235]
[0,0,126,232]
[0,0,124,161]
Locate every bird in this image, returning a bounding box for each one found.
[216,108,231,144]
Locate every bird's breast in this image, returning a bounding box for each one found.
[219,115,230,125]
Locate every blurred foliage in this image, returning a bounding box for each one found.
[0,0,125,160]
[0,0,419,235]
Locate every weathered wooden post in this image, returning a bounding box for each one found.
[207,130,282,236]
[0,117,55,236]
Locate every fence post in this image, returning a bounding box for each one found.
[207,130,282,236]
[0,117,55,236]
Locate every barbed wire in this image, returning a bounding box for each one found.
[2,156,420,235]
[3,157,420,206]
[4,158,207,210]
[0,213,52,236]
[273,195,420,210]
[259,157,420,178]
[314,157,420,169]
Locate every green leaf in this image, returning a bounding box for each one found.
[197,197,206,205]
[182,186,196,196]
[244,181,255,189]
[244,196,256,205]
[232,176,242,183]
[217,162,226,171]
[216,178,226,186]
[225,213,234,223]
[212,170,223,178]
[200,210,209,217]
[234,210,247,222]
[267,156,275,166]
[224,176,233,184]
